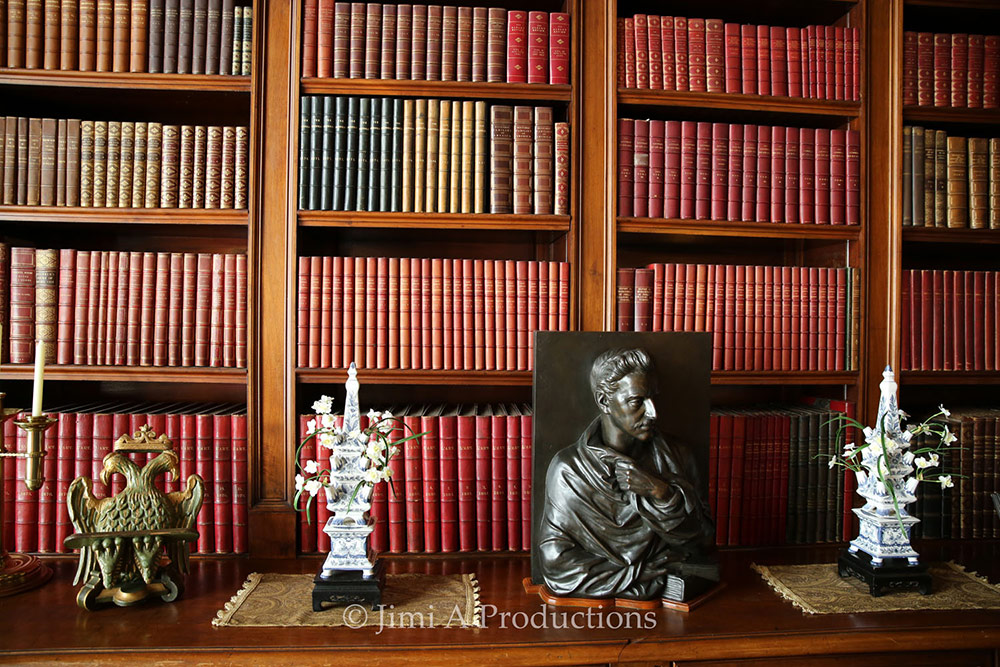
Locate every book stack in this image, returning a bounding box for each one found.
[909,410,1000,540]
[297,404,533,554]
[298,95,569,215]
[301,3,569,85]
[2,245,248,368]
[901,126,999,229]
[296,256,569,372]
[902,32,999,108]
[0,0,253,75]
[618,118,860,224]
[617,15,861,101]
[710,400,854,547]
[901,269,1000,372]
[617,263,858,372]
[2,403,248,555]
[0,117,250,209]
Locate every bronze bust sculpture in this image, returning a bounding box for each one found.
[537,347,718,602]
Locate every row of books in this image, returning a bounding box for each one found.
[1,0,253,75]
[0,117,249,209]
[618,119,861,224]
[301,3,569,85]
[902,32,1000,109]
[1,245,248,367]
[296,256,570,372]
[709,403,853,547]
[902,126,999,230]
[2,403,248,555]
[617,16,861,101]
[616,263,859,372]
[298,96,569,215]
[297,405,533,554]
[910,411,1000,540]
[901,269,1000,372]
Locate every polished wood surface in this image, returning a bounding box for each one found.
[0,366,247,383]
[1,546,998,664]
[0,207,248,225]
[301,78,573,101]
[617,90,862,118]
[299,211,572,231]
[618,218,862,240]
[0,70,252,91]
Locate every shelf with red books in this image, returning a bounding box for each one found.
[903,106,1000,125]
[0,70,252,93]
[711,371,858,385]
[903,227,1000,243]
[0,207,248,226]
[901,370,1000,384]
[297,368,532,386]
[299,211,570,231]
[0,366,247,383]
[301,79,572,103]
[617,89,862,120]
[617,217,861,240]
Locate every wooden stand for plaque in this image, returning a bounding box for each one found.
[313,561,386,612]
[522,577,725,613]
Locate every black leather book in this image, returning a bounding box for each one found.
[320,95,335,210]
[356,97,371,212]
[298,95,312,210]
[367,96,381,212]
[391,97,404,212]
[332,96,348,211]
[163,0,180,73]
[149,0,165,73]
[309,95,324,210]
[379,97,393,212]
[344,96,359,211]
[220,0,234,76]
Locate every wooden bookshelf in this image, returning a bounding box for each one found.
[301,78,573,102]
[299,211,571,231]
[903,228,1000,244]
[903,106,1000,124]
[617,89,862,118]
[297,369,533,386]
[0,365,247,383]
[0,207,249,225]
[0,70,252,92]
[618,217,862,240]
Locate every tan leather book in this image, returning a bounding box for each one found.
[145,121,162,207]
[79,119,94,206]
[946,134,967,228]
[104,120,120,207]
[118,121,134,208]
[178,124,194,208]
[131,122,147,208]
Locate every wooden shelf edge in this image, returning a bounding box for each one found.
[711,371,859,385]
[296,369,533,386]
[903,0,1000,9]
[0,366,248,383]
[0,69,251,91]
[903,106,1000,124]
[901,371,1000,385]
[617,89,862,117]
[0,206,249,225]
[618,217,861,240]
[903,227,1000,243]
[299,211,571,231]
[301,78,572,101]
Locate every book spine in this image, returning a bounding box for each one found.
[7,0,25,68]
[527,10,547,84]
[512,105,532,215]
[380,3,395,79]
[205,0,220,74]
[364,1,380,79]
[506,9,526,83]
[554,121,570,216]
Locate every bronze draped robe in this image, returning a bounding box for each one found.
[538,418,717,599]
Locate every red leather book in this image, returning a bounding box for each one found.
[510,259,527,369]
[818,25,832,100]
[755,24,770,97]
[984,35,998,108]
[693,263,708,333]
[165,253,181,367]
[785,27,802,98]
[755,124,771,222]
[489,408,507,550]
[2,417,14,550]
[212,412,233,553]
[519,407,532,550]
[806,267,818,370]
[471,6,487,83]
[790,266,803,371]
[623,17,635,88]
[784,127,800,223]
[194,253,211,366]
[833,268,846,371]
[303,0,319,77]
[487,7,505,82]
[740,124,757,222]
[377,3,396,79]
[968,34,984,109]
[646,15,662,90]
[830,129,847,225]
[439,5,457,81]
[831,26,844,100]
[933,33,951,107]
[230,411,247,553]
[403,410,424,552]
[673,16,688,91]
[617,18,625,86]
[632,118,649,217]
[633,267,653,332]
[9,246,35,364]
[710,122,728,221]
[365,255,378,369]
[301,257,316,367]
[56,248,75,364]
[419,408,440,553]
[763,265,776,370]
[708,412,719,519]
[705,264,721,367]
[798,127,815,223]
[986,270,996,370]
[664,120,680,218]
[770,26,787,98]
[718,264,733,369]
[372,255,387,368]
[727,413,746,545]
[330,1,348,78]
[454,6,471,82]
[181,253,197,366]
[503,259,516,369]
[804,25,817,98]
[34,406,56,552]
[916,269,929,371]
[931,269,946,371]
[491,260,506,370]
[679,121,696,219]
[526,261,539,370]
[704,18,724,93]
[297,415,318,552]
[456,406,476,551]
[473,408,492,550]
[14,414,36,552]
[820,267,832,370]
[545,12,569,85]
[362,2,382,79]
[633,14,649,89]
[193,412,215,553]
[952,33,969,108]
[424,4,441,81]
[744,265,757,369]
[916,32,934,106]
[616,267,634,331]
[484,260,497,371]
[661,263,675,331]
[209,253,226,367]
[437,406,459,552]
[648,119,665,218]
[385,413,406,552]
[769,125,785,223]
[89,409,113,499]
[734,264,748,371]
[122,252,140,365]
[940,270,954,371]
[739,24,756,96]
[455,258,467,370]
[960,271,972,371]
[526,10,547,85]
[347,1,365,78]
[660,16,674,91]
[617,117,634,216]
[974,271,986,370]
[506,9,527,83]
[420,257,432,370]
[779,265,791,371]
[723,23,741,94]
[353,255,366,368]
[384,256,397,369]
[391,3,409,79]
[814,128,831,224]
[688,17,706,92]
[902,271,913,369]
[50,407,74,551]
[713,412,732,544]
[437,259,451,370]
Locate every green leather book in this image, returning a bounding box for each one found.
[356,96,371,211]
[379,97,393,212]
[367,95,381,212]
[391,97,404,212]
[344,96,359,211]
[332,96,347,211]
[319,95,334,210]
[297,95,311,210]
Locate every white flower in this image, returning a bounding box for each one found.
[379,467,393,481]
[903,451,915,465]
[320,413,337,429]
[381,410,393,420]
[388,445,400,458]
[938,404,951,418]
[294,474,306,492]
[365,440,386,463]
[305,478,323,496]
[377,417,395,434]
[828,458,837,469]
[312,396,334,415]
[318,432,338,450]
[914,456,931,469]
[901,430,913,443]
[367,408,381,423]
[939,475,954,489]
[941,427,958,446]
[304,459,319,474]
[843,442,856,454]
[905,477,920,494]
[364,468,381,484]
[306,419,318,435]
[897,409,910,420]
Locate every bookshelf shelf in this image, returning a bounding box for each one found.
[710,371,858,386]
[297,369,533,386]
[0,366,247,383]
[298,211,571,231]
[618,217,861,240]
[903,0,1000,9]
[0,207,248,226]
[617,89,862,119]
[903,227,1000,244]
[0,69,251,92]
[901,371,1000,384]
[300,78,573,102]
[903,106,1000,125]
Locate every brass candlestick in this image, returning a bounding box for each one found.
[0,393,56,597]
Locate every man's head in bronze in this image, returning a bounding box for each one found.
[591,348,659,448]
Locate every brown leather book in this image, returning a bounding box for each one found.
[167,252,182,365]
[2,118,14,205]
[990,138,1000,230]
[239,1,249,75]
[39,117,56,206]
[455,5,470,82]
[364,2,381,79]
[178,124,194,208]
[56,118,66,205]
[26,117,42,205]
[946,134,967,228]
[145,121,162,207]
[486,6,504,83]
[219,0,233,74]
[968,136,989,229]
[205,0,220,74]
[131,121,147,207]
[118,121,134,207]
[554,121,569,215]
[130,0,147,72]
[191,0,205,73]
[148,0,164,72]
[220,125,235,208]
[181,252,196,365]
[393,2,409,79]
[112,0,129,71]
[25,0,42,68]
[532,107,553,215]
[234,125,247,208]
[0,2,5,67]
[79,119,94,206]
[163,0,178,72]
[512,105,532,214]
[65,118,80,205]
[104,120,120,207]
[178,0,192,73]
[7,0,26,68]
[16,117,29,204]
[489,105,512,214]
[471,6,486,83]
[78,0,96,69]
[327,0,346,77]
[205,124,221,208]
[440,5,456,81]
[95,0,112,70]
[192,124,206,207]
[425,3,441,81]
[379,2,394,79]
[159,123,179,207]
[59,0,78,70]
[410,3,425,80]
[43,0,60,69]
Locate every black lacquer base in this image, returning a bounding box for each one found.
[837,549,932,597]
[312,561,385,612]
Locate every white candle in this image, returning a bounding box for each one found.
[31,340,45,417]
